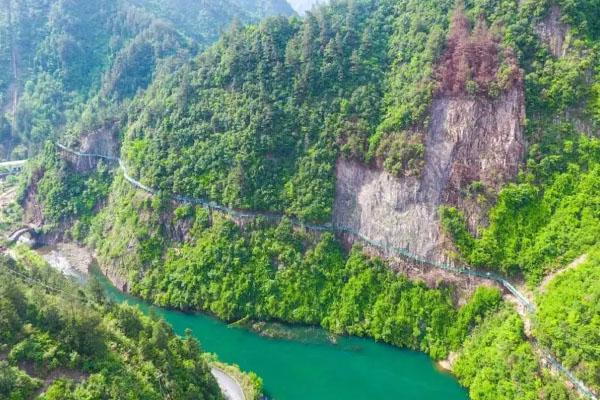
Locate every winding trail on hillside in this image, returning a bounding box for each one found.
[46,143,600,399]
[540,254,588,293]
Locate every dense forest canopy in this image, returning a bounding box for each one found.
[6,0,600,399]
[0,0,293,160]
[109,0,600,226]
[0,249,223,400]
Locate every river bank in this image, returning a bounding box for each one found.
[32,243,255,400]
[37,242,90,281]
[35,242,468,400]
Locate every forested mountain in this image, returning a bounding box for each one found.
[126,0,295,42]
[0,0,293,160]
[287,0,323,14]
[8,0,600,399]
[0,249,223,399]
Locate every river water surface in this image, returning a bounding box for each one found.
[36,244,468,399]
[91,269,468,399]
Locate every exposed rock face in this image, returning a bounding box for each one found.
[22,169,44,228]
[60,122,120,171]
[535,6,569,58]
[97,259,130,293]
[333,87,525,261]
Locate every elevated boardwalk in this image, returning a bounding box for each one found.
[54,142,597,400]
[0,159,27,177]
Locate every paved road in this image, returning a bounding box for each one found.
[211,367,246,400]
[0,160,27,168]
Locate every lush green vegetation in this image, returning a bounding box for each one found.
[31,144,114,238]
[82,177,578,399]
[12,0,600,398]
[0,249,223,399]
[121,0,403,221]
[433,0,600,283]
[86,175,497,359]
[441,134,600,283]
[0,0,292,160]
[536,247,600,393]
[113,0,600,224]
[454,305,575,400]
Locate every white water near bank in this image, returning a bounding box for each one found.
[37,243,91,282]
[34,244,250,400]
[34,243,467,400]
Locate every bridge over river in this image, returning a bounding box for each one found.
[0,159,27,178]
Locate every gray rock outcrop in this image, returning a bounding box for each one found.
[333,87,525,261]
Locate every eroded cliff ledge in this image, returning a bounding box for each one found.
[333,86,525,263]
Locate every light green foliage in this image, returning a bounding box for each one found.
[0,254,223,400]
[454,305,574,400]
[468,135,600,282]
[536,248,600,392]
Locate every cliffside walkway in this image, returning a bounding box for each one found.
[0,159,27,177]
[55,142,598,400]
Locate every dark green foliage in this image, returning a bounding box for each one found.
[32,144,113,237]
[126,0,294,43]
[439,206,475,256]
[112,0,600,224]
[15,0,600,398]
[0,0,292,159]
[0,253,222,400]
[120,0,467,220]
[376,133,425,177]
[0,361,41,400]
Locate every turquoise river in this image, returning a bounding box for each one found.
[96,269,468,400]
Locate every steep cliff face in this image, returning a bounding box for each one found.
[535,6,570,58]
[60,123,120,171]
[333,86,525,261]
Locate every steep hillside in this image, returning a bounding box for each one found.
[93,0,598,265]
[17,0,600,398]
[0,0,293,160]
[0,249,223,399]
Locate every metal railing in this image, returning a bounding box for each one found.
[55,142,598,400]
